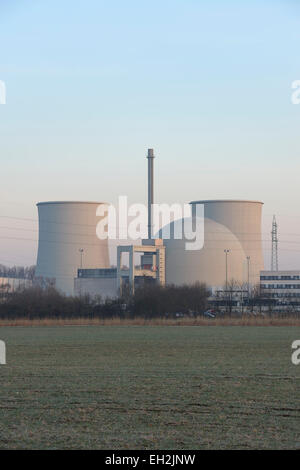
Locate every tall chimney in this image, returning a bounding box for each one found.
[147,148,155,239]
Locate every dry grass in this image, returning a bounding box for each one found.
[1,315,300,327]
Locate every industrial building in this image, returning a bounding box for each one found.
[260,270,300,303]
[35,149,266,298]
[35,201,110,295]
[162,200,264,289]
[74,239,166,299]
[75,268,118,299]
[117,239,166,294]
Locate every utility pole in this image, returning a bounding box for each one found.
[224,249,230,313]
[79,248,84,269]
[224,249,230,290]
[271,215,278,271]
[247,256,250,297]
[78,248,84,297]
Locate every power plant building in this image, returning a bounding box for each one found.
[163,200,264,289]
[260,270,300,302]
[35,201,110,295]
[35,153,265,297]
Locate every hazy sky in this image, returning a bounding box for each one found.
[0,0,300,268]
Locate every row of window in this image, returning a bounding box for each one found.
[270,293,300,298]
[261,275,300,280]
[78,268,117,278]
[261,284,300,290]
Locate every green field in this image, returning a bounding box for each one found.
[0,326,299,449]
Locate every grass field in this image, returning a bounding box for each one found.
[0,325,299,449]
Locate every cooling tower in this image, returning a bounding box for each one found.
[163,200,264,288]
[35,201,110,295]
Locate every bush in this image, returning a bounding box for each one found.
[0,286,93,319]
[0,283,210,320]
[131,283,209,318]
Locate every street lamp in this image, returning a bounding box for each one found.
[247,256,250,296]
[224,249,230,314]
[224,249,230,290]
[78,249,84,297]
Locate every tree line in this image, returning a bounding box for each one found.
[0,264,36,280]
[0,283,210,320]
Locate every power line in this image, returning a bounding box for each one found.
[1,232,300,246]
[2,222,300,241]
[0,214,300,235]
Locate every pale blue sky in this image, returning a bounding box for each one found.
[0,0,300,268]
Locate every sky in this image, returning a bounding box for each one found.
[0,0,300,268]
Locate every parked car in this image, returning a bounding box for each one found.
[203,309,216,318]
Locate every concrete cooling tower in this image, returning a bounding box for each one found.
[162,200,264,289]
[35,201,110,295]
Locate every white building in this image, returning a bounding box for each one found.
[163,200,264,289]
[74,268,118,300]
[260,270,300,302]
[36,201,110,295]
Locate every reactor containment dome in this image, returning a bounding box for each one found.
[162,200,264,289]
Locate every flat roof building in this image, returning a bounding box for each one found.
[260,270,300,303]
